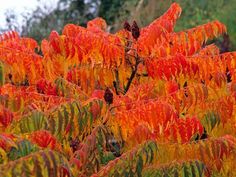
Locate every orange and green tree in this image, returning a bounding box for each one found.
[0,3,236,177]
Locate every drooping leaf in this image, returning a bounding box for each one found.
[0,150,72,177]
[8,140,39,161]
[142,160,205,177]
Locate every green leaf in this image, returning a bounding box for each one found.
[14,111,47,134]
[136,155,143,177]
[0,150,71,177]
[182,162,191,177]
[142,160,205,177]
[0,62,5,86]
[8,140,39,161]
[95,140,158,176]
[202,111,220,132]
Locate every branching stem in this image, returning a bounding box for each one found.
[124,57,141,94]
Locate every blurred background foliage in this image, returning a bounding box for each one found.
[1,0,236,50]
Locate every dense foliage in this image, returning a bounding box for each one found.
[0,3,236,177]
[3,0,236,51]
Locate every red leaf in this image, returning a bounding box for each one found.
[0,106,14,127]
[30,130,57,150]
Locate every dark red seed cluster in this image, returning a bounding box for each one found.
[123,21,131,31]
[70,138,80,153]
[131,21,140,40]
[8,73,12,80]
[123,20,140,40]
[104,88,113,105]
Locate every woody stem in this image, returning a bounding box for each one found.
[124,56,140,94]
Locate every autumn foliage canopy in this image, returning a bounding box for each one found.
[0,3,236,177]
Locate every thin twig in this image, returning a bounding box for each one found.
[113,81,119,95]
[124,57,141,94]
